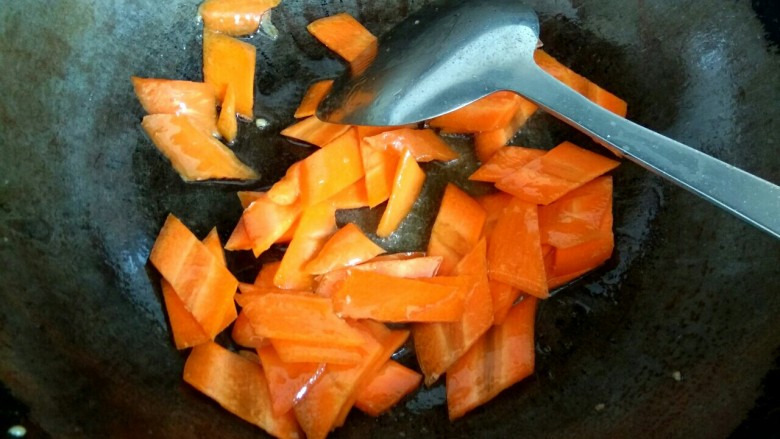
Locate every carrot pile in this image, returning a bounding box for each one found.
[136,3,627,438]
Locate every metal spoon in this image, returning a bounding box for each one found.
[318,0,780,239]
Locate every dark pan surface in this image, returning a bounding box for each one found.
[1,1,779,437]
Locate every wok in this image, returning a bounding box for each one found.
[1,0,779,437]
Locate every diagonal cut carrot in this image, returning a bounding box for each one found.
[495,141,619,205]
[305,223,385,275]
[426,184,486,275]
[487,197,548,299]
[363,128,458,162]
[270,339,364,365]
[281,116,351,148]
[469,146,546,183]
[474,98,539,162]
[141,114,258,181]
[360,143,399,208]
[428,91,524,133]
[131,77,219,137]
[241,193,302,257]
[307,13,377,65]
[183,342,302,438]
[198,0,281,36]
[257,345,325,417]
[299,129,365,207]
[539,176,613,248]
[376,150,426,237]
[315,255,442,298]
[295,80,335,118]
[217,84,238,143]
[203,30,256,118]
[446,296,537,420]
[354,360,422,417]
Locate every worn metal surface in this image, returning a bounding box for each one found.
[0,0,778,437]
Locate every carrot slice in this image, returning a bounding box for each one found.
[242,293,365,347]
[495,141,619,205]
[198,0,280,36]
[202,228,237,329]
[474,98,539,162]
[307,13,377,64]
[426,184,487,275]
[203,30,255,118]
[376,150,426,237]
[361,143,399,208]
[241,193,302,257]
[149,214,238,338]
[217,84,238,143]
[299,129,365,206]
[270,339,364,365]
[293,323,406,439]
[281,116,351,148]
[141,114,258,181]
[428,91,524,133]
[274,202,337,290]
[550,220,613,281]
[183,342,302,438]
[469,146,546,183]
[446,297,537,420]
[131,77,218,136]
[257,345,325,417]
[363,128,458,162]
[332,271,467,322]
[487,197,548,299]
[295,80,335,118]
[254,260,281,286]
[305,223,385,275]
[329,178,370,210]
[477,192,512,240]
[355,360,422,416]
[488,280,522,325]
[413,238,494,385]
[225,216,252,250]
[539,176,613,248]
[315,255,442,298]
[232,310,264,348]
[268,162,302,206]
[161,280,208,349]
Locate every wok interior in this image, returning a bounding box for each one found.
[0,0,779,437]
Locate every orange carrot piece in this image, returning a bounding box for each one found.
[355,360,422,416]
[426,184,487,275]
[329,178,370,210]
[274,202,337,290]
[361,143,399,208]
[237,191,264,209]
[270,339,364,365]
[217,84,238,143]
[428,91,524,133]
[202,228,237,330]
[268,162,302,206]
[315,255,442,298]
[198,0,280,36]
[295,80,335,118]
[225,216,252,251]
[474,98,539,162]
[413,239,493,385]
[257,345,324,417]
[161,280,208,349]
[305,223,385,275]
[254,260,281,286]
[477,192,512,239]
[495,141,619,205]
[241,193,302,257]
[539,176,613,248]
[363,128,458,162]
[232,310,264,348]
[332,271,466,322]
[550,223,613,280]
[307,13,378,64]
[183,342,302,438]
[149,214,238,338]
[141,114,258,181]
[293,323,406,439]
[299,129,365,206]
[202,30,255,118]
[131,77,219,136]
[469,146,546,183]
[242,293,365,347]
[281,116,351,148]
[446,297,537,420]
[488,280,522,325]
[487,197,548,299]
[376,150,426,237]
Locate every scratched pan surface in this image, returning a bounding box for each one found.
[1,0,780,437]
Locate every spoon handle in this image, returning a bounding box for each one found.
[512,67,780,239]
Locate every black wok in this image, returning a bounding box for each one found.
[1,1,779,437]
